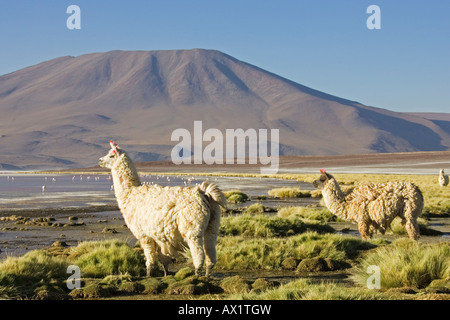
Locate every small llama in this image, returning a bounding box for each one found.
[313,170,423,240]
[439,169,449,187]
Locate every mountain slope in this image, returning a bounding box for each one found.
[0,49,449,169]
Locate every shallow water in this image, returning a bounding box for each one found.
[0,173,312,211]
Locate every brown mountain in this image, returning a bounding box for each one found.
[0,49,449,169]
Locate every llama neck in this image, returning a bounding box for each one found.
[322,179,348,220]
[111,154,141,209]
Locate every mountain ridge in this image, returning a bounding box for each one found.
[0,49,449,169]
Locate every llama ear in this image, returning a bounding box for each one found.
[110,140,121,152]
[320,169,332,179]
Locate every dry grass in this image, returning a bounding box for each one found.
[215,231,378,270]
[219,214,334,237]
[352,239,450,290]
[228,278,399,300]
[223,190,249,203]
[277,206,338,222]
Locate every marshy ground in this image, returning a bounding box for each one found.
[0,164,449,300]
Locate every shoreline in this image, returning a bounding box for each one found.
[2,150,449,176]
[0,205,119,218]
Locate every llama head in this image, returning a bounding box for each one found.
[98,140,125,169]
[312,169,334,190]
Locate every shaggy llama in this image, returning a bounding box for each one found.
[99,141,226,277]
[312,170,423,240]
[439,169,449,187]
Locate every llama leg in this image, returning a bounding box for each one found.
[203,206,221,277]
[187,237,205,276]
[405,218,420,240]
[203,232,218,277]
[402,199,421,240]
[357,221,371,240]
[158,253,172,276]
[140,238,159,277]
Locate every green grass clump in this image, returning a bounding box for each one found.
[353,239,450,290]
[268,187,310,198]
[0,250,69,299]
[224,190,249,203]
[174,267,196,281]
[242,203,266,215]
[220,275,251,294]
[219,215,334,237]
[216,232,377,270]
[229,278,397,300]
[68,240,145,278]
[277,206,338,222]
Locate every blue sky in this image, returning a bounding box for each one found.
[0,0,449,113]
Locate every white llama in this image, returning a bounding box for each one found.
[439,169,449,187]
[312,170,423,240]
[98,141,226,277]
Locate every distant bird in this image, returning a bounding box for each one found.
[439,169,449,187]
[42,185,46,192]
[52,178,56,182]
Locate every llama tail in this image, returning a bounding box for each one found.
[199,181,227,276]
[199,180,226,236]
[199,181,227,209]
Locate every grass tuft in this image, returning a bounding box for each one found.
[268,187,310,198]
[216,232,377,270]
[224,190,249,203]
[0,250,69,299]
[219,215,334,237]
[68,240,145,278]
[352,240,450,290]
[277,206,338,222]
